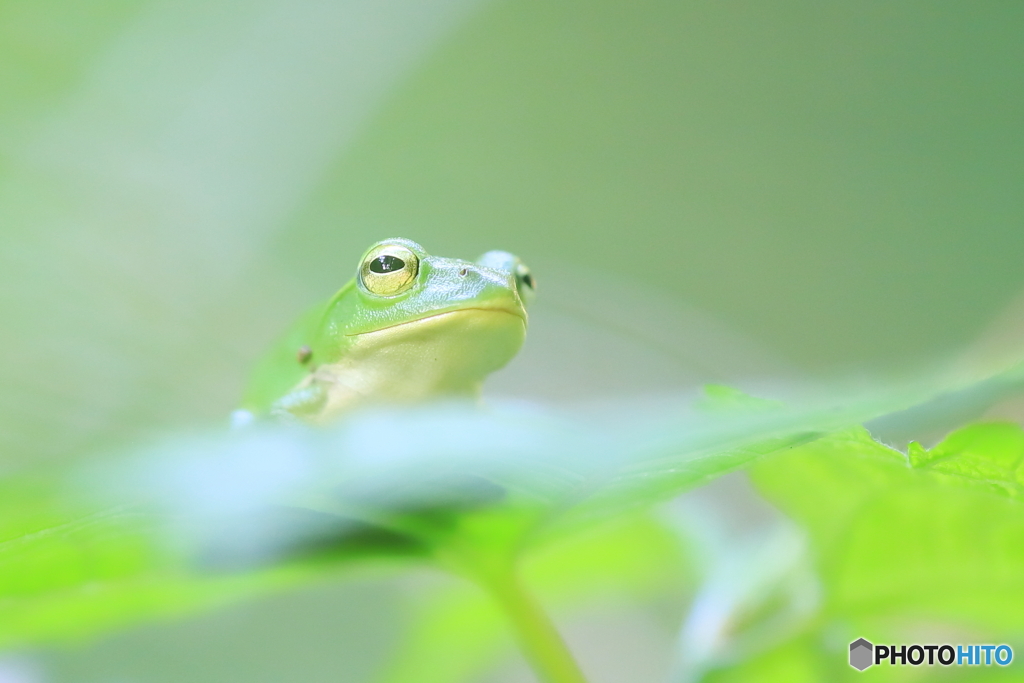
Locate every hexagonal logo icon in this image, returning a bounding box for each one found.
[850,638,874,671]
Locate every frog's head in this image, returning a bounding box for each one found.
[317,238,533,396]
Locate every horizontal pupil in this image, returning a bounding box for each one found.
[370,254,405,273]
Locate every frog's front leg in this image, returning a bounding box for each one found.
[271,368,363,422]
[270,386,325,421]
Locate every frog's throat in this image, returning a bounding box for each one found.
[345,305,526,337]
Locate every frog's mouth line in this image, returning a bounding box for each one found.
[347,306,527,337]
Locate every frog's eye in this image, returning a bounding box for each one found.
[359,243,420,296]
[514,262,536,304]
[516,263,535,291]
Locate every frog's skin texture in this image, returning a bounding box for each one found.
[236,238,534,425]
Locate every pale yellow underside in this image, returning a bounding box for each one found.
[279,308,526,424]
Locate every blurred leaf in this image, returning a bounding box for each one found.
[3,365,1023,650]
[0,472,313,647]
[673,520,818,681]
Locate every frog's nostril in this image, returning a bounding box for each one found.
[459,267,468,277]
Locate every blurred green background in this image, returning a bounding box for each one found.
[2,0,1023,681]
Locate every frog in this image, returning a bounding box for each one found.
[233,238,534,426]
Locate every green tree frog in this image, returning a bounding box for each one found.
[234,238,534,425]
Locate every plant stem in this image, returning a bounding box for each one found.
[478,565,589,683]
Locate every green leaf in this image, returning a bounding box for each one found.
[4,366,1024,656]
[685,420,1024,681]
[909,422,1024,497]
[752,421,1024,634]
